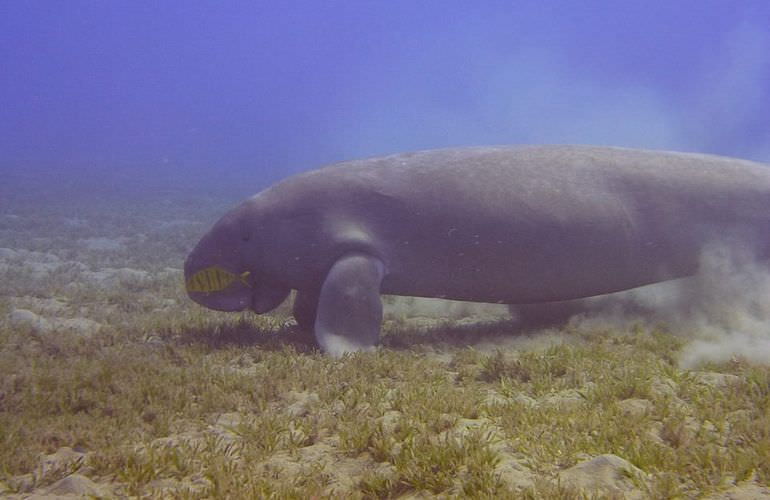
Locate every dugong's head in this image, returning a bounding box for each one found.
[184,203,290,313]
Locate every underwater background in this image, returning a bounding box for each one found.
[3,1,770,202]
[2,1,770,497]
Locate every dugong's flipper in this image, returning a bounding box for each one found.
[293,289,319,331]
[314,253,385,356]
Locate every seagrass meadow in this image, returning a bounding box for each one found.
[1,190,769,499]
[5,1,770,497]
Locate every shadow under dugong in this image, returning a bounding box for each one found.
[184,145,770,356]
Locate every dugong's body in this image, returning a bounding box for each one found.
[185,146,770,355]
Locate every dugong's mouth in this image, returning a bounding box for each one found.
[191,288,285,314]
[187,289,253,312]
[250,293,273,314]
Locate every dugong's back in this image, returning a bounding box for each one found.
[268,146,770,303]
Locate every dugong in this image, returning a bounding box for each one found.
[184,145,770,355]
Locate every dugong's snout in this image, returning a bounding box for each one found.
[184,202,290,314]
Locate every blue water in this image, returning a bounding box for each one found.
[1,1,769,209]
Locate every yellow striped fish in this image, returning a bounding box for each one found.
[185,266,251,293]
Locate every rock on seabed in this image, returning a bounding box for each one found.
[41,473,107,497]
[558,454,648,499]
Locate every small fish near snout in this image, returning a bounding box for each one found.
[185,266,251,294]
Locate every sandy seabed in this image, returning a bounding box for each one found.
[1,185,769,498]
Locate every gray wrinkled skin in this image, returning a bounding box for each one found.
[185,145,770,355]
